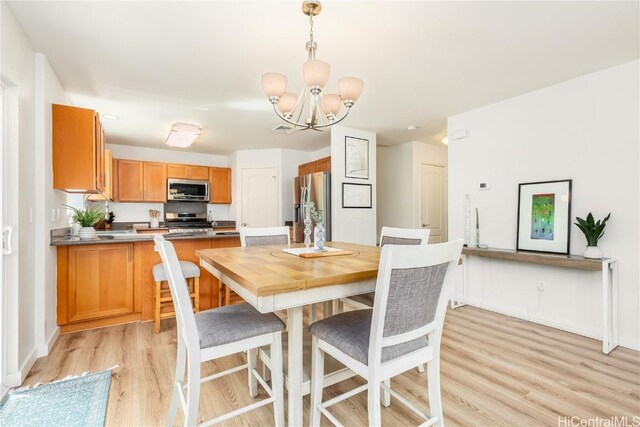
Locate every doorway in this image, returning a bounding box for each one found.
[240,167,278,227]
[420,163,447,243]
[0,83,5,392]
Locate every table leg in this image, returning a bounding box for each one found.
[287,306,304,427]
[602,260,619,354]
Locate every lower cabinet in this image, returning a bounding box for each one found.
[56,237,241,332]
[59,243,134,324]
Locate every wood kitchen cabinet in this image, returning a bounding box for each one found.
[209,167,232,204]
[143,162,167,202]
[117,160,144,201]
[168,164,209,180]
[53,104,106,193]
[87,149,113,202]
[56,236,241,332]
[116,160,167,202]
[298,156,331,176]
[58,243,134,324]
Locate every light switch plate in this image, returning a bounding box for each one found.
[479,182,491,190]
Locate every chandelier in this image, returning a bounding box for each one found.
[261,1,364,131]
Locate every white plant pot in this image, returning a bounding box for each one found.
[78,226,97,239]
[150,218,160,229]
[583,245,603,259]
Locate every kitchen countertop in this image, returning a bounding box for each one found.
[50,230,240,246]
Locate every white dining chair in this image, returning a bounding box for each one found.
[309,240,463,427]
[154,235,286,427]
[239,226,290,247]
[340,226,431,310]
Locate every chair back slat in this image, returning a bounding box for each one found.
[240,226,290,247]
[368,240,463,365]
[379,226,430,246]
[154,235,200,353]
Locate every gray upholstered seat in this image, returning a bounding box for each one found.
[195,303,285,349]
[309,310,428,365]
[152,261,200,282]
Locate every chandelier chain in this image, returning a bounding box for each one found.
[309,6,314,45]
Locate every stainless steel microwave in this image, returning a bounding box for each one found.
[167,179,210,201]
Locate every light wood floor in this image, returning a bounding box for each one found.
[24,306,640,426]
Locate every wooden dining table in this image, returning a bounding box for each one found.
[196,241,381,426]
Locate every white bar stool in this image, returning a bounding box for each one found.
[152,260,200,333]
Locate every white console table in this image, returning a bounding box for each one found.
[452,247,619,355]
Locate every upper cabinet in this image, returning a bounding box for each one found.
[87,149,113,202]
[53,104,106,193]
[114,159,231,204]
[298,156,331,176]
[143,162,167,202]
[117,160,144,202]
[209,167,232,204]
[168,164,209,180]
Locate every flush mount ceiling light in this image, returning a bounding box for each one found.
[261,1,363,131]
[166,122,202,148]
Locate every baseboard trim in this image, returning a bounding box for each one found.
[465,297,601,339]
[5,347,37,387]
[37,327,60,357]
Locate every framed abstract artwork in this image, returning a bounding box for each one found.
[516,179,572,255]
[344,136,369,179]
[342,183,372,208]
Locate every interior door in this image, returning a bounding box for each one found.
[241,167,277,227]
[420,164,447,243]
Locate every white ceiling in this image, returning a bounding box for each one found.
[8,1,639,154]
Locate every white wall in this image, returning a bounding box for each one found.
[377,142,413,233]
[377,141,448,237]
[34,54,69,357]
[1,2,40,385]
[330,126,377,245]
[105,144,231,222]
[448,60,640,350]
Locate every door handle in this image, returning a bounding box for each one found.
[422,224,431,227]
[3,226,13,255]
[241,223,248,227]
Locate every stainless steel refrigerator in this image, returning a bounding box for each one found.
[293,172,331,243]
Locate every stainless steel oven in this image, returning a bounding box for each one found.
[167,179,210,202]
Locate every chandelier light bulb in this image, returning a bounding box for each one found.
[338,77,364,104]
[321,94,341,117]
[261,72,288,98]
[303,60,331,89]
[277,92,298,115]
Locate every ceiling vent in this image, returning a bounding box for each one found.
[272,124,296,134]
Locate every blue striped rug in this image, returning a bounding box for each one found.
[0,370,111,427]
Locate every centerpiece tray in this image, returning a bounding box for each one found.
[282,247,353,258]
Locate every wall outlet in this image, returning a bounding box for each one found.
[537,281,546,292]
[51,209,57,222]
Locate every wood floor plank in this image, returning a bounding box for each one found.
[20,306,640,426]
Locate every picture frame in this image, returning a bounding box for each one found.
[342,182,372,209]
[516,179,572,255]
[345,136,369,179]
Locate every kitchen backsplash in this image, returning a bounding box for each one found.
[87,201,231,223]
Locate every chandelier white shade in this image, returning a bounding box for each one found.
[261,1,363,131]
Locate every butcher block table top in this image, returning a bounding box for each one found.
[196,242,381,297]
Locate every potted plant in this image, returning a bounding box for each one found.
[574,212,611,259]
[65,205,104,239]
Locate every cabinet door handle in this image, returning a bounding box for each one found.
[422,223,431,227]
